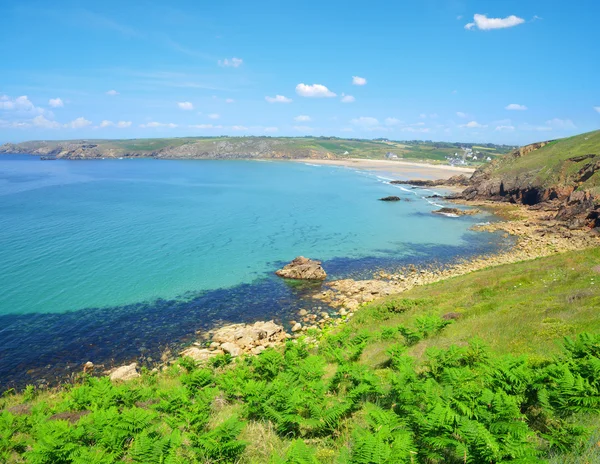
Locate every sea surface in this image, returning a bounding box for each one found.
[0,155,505,388]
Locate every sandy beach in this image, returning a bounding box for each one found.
[294,158,475,180]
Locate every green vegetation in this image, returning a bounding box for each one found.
[491,130,600,194]
[2,137,514,164]
[2,248,599,463]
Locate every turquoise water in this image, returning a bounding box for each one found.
[0,155,502,387]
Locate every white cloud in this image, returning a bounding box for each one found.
[351,116,379,127]
[456,112,468,118]
[263,127,278,133]
[265,95,292,103]
[341,94,355,103]
[294,115,311,122]
[178,101,194,110]
[465,14,525,31]
[48,98,64,108]
[495,125,515,131]
[225,98,235,103]
[106,90,119,96]
[594,106,600,113]
[100,120,131,128]
[293,125,313,132]
[231,125,248,131]
[352,76,367,86]
[385,117,402,126]
[296,83,336,98]
[189,124,223,129]
[218,57,243,67]
[208,113,220,119]
[505,103,528,111]
[0,95,44,114]
[461,120,487,128]
[401,127,431,133]
[32,115,61,129]
[64,117,92,129]
[140,121,178,128]
[546,118,576,130]
[419,113,427,119]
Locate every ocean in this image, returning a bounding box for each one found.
[0,155,504,388]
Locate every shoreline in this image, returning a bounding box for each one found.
[312,200,599,310]
[293,157,475,179]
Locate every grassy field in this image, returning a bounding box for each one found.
[1,248,599,463]
[492,130,600,194]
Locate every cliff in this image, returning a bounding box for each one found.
[463,130,600,228]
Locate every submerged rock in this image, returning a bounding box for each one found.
[379,196,401,202]
[275,256,327,280]
[432,207,480,217]
[109,363,140,382]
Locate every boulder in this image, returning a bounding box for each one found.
[275,256,327,280]
[180,347,217,362]
[291,322,302,332]
[221,342,243,357]
[432,207,479,217]
[109,363,140,382]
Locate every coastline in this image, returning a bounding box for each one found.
[293,157,475,179]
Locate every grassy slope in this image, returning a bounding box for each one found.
[6,137,512,163]
[1,248,599,462]
[493,130,600,193]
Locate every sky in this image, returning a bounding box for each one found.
[0,0,598,145]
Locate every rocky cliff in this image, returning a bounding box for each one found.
[0,138,339,160]
[462,131,600,229]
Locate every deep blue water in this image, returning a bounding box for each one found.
[0,155,504,388]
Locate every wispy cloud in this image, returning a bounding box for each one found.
[341,94,355,103]
[465,14,525,31]
[64,117,92,129]
[505,103,528,111]
[218,57,243,68]
[265,95,292,103]
[106,89,119,96]
[351,116,379,127]
[294,115,311,122]
[352,76,367,86]
[140,121,178,128]
[48,98,64,108]
[99,120,131,128]
[495,125,515,131]
[177,101,194,110]
[456,112,468,118]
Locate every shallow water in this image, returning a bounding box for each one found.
[0,155,504,388]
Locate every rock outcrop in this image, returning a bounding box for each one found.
[461,137,600,229]
[109,363,140,382]
[379,196,401,201]
[432,207,480,217]
[390,174,470,188]
[275,256,327,280]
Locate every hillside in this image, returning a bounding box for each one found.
[464,130,600,228]
[0,137,512,164]
[1,248,599,463]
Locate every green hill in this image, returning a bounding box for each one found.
[2,248,599,463]
[0,136,512,164]
[465,130,600,227]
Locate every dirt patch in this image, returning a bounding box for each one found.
[593,265,600,274]
[6,404,32,415]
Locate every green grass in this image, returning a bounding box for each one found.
[1,248,599,463]
[492,129,600,194]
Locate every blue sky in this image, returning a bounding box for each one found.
[0,0,598,145]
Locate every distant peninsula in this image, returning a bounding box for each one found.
[0,136,513,163]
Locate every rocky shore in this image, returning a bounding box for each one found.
[312,201,599,310]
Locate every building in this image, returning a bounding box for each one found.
[385,152,398,159]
